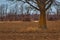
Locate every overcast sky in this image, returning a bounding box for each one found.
[0,0,60,14]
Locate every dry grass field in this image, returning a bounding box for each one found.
[0,20,60,40]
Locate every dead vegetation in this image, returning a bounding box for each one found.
[0,20,60,40]
[0,20,60,32]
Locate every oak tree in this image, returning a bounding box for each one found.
[8,0,54,29]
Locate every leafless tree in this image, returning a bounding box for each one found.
[8,0,54,29]
[0,4,5,21]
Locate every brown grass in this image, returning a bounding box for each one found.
[0,20,60,32]
[0,20,60,40]
[0,21,39,32]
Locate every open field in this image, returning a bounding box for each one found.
[0,20,60,32]
[0,20,60,40]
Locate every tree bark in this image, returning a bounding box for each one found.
[39,9,47,29]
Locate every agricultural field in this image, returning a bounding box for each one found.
[0,20,60,40]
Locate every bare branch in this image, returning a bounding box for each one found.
[21,0,40,11]
[35,0,43,10]
[46,0,53,10]
[26,2,40,10]
[45,0,51,5]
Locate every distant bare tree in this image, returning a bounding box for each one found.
[0,4,5,21]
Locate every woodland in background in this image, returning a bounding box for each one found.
[0,0,60,21]
[0,13,60,21]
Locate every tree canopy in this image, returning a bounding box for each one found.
[8,0,54,11]
[7,0,54,29]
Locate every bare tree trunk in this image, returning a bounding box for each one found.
[39,9,47,29]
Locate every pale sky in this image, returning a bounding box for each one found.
[0,0,60,14]
[56,0,60,2]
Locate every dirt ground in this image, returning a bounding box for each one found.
[0,20,60,40]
